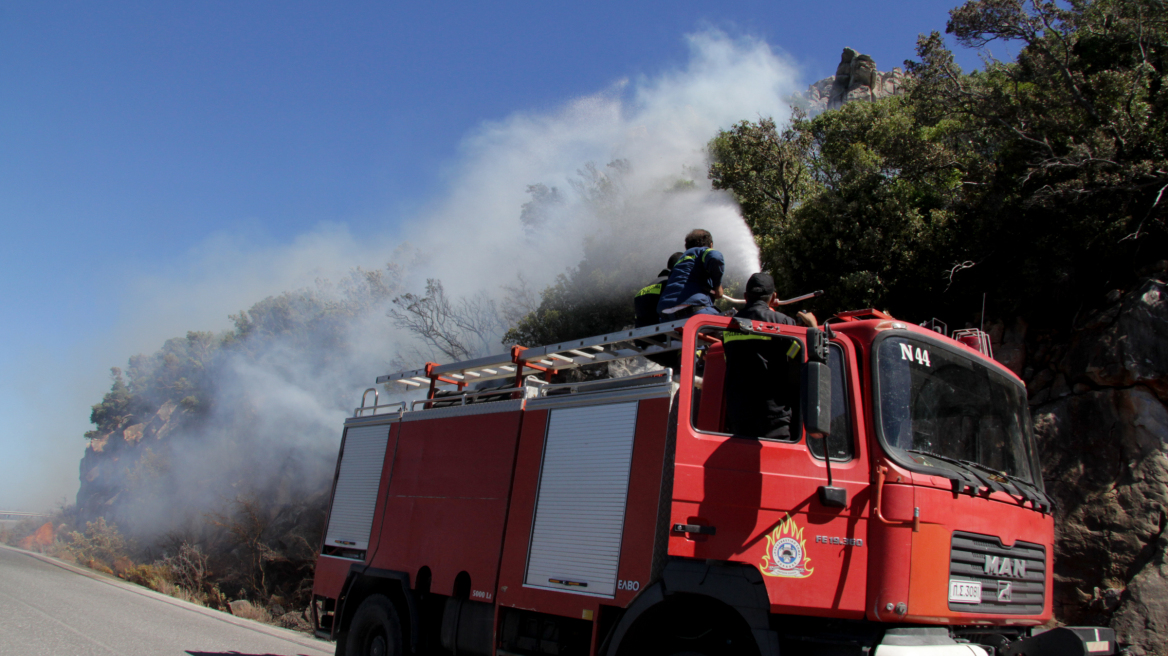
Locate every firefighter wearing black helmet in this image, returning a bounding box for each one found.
[723,273,816,439]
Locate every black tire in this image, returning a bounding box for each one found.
[345,594,403,656]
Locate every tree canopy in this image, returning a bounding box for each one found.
[709,0,1166,323]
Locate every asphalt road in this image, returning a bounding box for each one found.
[0,545,334,656]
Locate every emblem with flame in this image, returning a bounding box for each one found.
[759,514,814,578]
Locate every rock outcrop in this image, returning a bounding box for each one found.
[1017,274,1168,655]
[77,399,185,522]
[76,393,331,610]
[806,47,907,113]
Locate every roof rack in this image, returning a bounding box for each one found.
[377,319,690,392]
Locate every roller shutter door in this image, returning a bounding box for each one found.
[525,402,638,597]
[324,424,392,551]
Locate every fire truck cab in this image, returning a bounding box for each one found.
[310,313,1114,656]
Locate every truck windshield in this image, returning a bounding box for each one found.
[875,335,1041,488]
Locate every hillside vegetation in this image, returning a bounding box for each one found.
[709,0,1166,322]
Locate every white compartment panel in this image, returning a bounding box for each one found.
[525,402,639,597]
[324,424,392,551]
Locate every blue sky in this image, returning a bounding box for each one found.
[0,1,984,510]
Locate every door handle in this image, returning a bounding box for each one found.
[672,523,716,535]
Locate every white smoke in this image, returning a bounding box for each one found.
[15,30,802,520]
[122,29,798,360]
[402,30,796,294]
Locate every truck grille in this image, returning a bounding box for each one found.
[949,531,1045,615]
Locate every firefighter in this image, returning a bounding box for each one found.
[634,252,683,328]
[656,229,725,322]
[723,273,815,439]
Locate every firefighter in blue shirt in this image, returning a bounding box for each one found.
[633,252,683,328]
[656,229,726,322]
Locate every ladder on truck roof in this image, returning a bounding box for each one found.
[377,318,690,391]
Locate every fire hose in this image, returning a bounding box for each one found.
[721,289,824,306]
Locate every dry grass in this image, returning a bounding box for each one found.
[155,580,205,606]
[229,600,272,623]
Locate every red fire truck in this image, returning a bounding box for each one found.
[310,311,1114,656]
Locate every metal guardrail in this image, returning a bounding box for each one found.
[0,511,51,519]
[353,388,407,418]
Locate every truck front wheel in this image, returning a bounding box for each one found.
[345,594,403,656]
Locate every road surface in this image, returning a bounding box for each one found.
[0,544,334,656]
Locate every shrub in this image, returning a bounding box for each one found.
[65,517,129,570]
[158,542,210,592]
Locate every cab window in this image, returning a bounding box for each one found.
[689,324,803,443]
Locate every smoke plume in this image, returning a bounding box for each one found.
[65,30,799,539]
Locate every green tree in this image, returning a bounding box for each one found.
[708,0,1166,322]
[86,367,134,438]
[85,261,407,440]
[906,0,1167,312]
[709,97,969,317]
[502,268,638,348]
[708,111,817,239]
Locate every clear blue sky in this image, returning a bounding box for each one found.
[0,1,983,510]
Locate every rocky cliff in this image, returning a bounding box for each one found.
[994,271,1168,655]
[805,47,907,113]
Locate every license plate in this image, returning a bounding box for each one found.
[949,579,982,603]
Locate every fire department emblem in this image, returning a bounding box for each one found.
[760,514,814,578]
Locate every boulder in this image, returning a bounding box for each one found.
[229,599,256,616]
[123,423,145,443]
[277,610,312,632]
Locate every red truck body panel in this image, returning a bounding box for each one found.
[313,553,352,601]
[370,407,523,598]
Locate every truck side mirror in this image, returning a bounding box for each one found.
[802,328,846,508]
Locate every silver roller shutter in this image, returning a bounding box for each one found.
[525,402,638,597]
[324,423,392,552]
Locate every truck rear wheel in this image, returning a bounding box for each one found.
[346,594,403,656]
